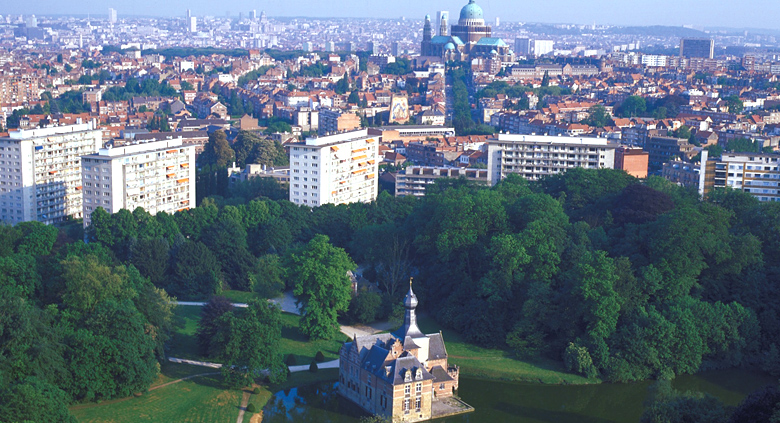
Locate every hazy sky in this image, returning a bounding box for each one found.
[6,0,780,29]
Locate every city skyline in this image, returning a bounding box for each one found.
[4,0,780,30]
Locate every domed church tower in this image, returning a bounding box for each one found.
[450,0,492,44]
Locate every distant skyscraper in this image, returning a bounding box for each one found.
[437,11,449,36]
[325,41,335,52]
[188,16,197,33]
[391,41,400,56]
[249,10,257,20]
[680,38,714,59]
[368,41,379,55]
[303,42,313,52]
[26,15,37,28]
[344,41,353,52]
[108,8,117,24]
[186,9,191,21]
[515,37,531,55]
[495,17,500,27]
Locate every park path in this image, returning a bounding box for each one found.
[236,390,251,423]
[149,372,220,391]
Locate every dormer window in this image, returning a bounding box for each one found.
[416,369,423,380]
[404,370,412,382]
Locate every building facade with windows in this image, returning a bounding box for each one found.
[0,122,102,225]
[81,138,196,227]
[339,285,463,422]
[396,166,489,197]
[486,134,616,185]
[289,129,379,207]
[712,153,780,202]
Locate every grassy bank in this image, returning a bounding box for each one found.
[71,363,241,423]
[279,312,348,365]
[416,315,598,385]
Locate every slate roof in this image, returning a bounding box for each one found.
[430,365,454,382]
[427,333,448,361]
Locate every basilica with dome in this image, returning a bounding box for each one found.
[420,0,513,63]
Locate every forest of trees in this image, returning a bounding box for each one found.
[4,167,780,420]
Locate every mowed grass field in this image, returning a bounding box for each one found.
[416,315,597,385]
[278,312,348,365]
[71,366,242,423]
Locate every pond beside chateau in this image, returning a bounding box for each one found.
[261,369,775,423]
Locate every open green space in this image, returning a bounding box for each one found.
[167,305,205,361]
[416,315,596,385]
[279,313,348,365]
[71,371,241,423]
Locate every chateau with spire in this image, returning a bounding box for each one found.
[420,0,513,63]
[338,281,465,422]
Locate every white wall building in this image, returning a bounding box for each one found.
[715,153,780,202]
[81,138,196,227]
[533,40,554,56]
[0,122,102,225]
[289,129,379,207]
[487,134,616,185]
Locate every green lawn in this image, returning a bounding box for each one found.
[416,315,597,385]
[279,313,348,366]
[167,305,204,360]
[71,373,242,423]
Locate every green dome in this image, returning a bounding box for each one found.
[445,42,456,50]
[460,0,484,21]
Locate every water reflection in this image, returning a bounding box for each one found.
[262,370,774,423]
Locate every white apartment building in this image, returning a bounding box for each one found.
[289,129,379,207]
[0,122,102,225]
[487,134,616,185]
[714,153,780,202]
[81,138,196,227]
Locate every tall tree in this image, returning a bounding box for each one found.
[285,235,356,340]
[198,130,235,167]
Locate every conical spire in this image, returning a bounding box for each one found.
[394,278,424,339]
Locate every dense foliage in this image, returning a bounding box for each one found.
[76,167,780,386]
[0,223,174,422]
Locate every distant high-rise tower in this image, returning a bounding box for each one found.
[186,9,191,21]
[188,16,197,33]
[26,15,37,28]
[437,11,449,32]
[249,10,257,20]
[515,37,531,55]
[439,13,449,36]
[303,42,313,52]
[391,41,400,56]
[325,41,335,52]
[108,8,117,24]
[368,41,378,55]
[680,38,714,59]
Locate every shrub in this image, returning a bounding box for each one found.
[315,351,325,362]
[309,361,318,373]
[246,403,256,413]
[285,354,297,366]
[252,387,260,394]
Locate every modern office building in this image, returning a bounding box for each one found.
[0,122,102,225]
[514,37,531,55]
[680,38,714,59]
[80,138,196,227]
[533,40,554,56]
[188,16,197,33]
[108,8,117,24]
[289,129,379,206]
[396,166,489,197]
[486,134,616,185]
